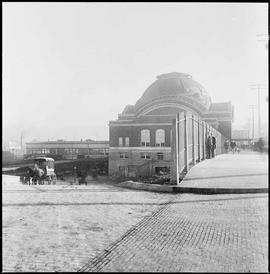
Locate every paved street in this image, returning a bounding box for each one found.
[80,193,268,272]
[3,168,268,272]
[2,175,172,272]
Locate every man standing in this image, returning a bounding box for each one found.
[230,141,236,153]
[211,134,216,158]
[224,140,229,153]
[73,166,77,185]
[257,137,265,154]
[206,132,212,159]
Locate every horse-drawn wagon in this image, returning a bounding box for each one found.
[21,157,57,185]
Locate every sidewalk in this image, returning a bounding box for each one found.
[180,152,268,191]
[117,152,268,194]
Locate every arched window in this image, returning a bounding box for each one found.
[141,129,150,146]
[155,129,165,147]
[118,137,123,147]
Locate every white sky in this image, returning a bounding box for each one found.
[3,3,268,143]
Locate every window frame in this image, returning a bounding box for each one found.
[120,152,129,159]
[125,137,130,147]
[119,137,123,147]
[140,152,151,159]
[141,129,150,147]
[157,152,164,160]
[155,129,165,147]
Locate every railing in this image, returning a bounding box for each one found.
[171,111,226,184]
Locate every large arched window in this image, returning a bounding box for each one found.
[141,129,150,146]
[155,129,165,147]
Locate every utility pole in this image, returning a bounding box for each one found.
[247,118,250,140]
[250,84,267,138]
[256,34,269,49]
[248,105,256,139]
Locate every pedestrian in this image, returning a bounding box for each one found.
[257,138,265,154]
[206,132,212,159]
[73,166,77,185]
[224,140,229,153]
[211,134,216,158]
[230,141,236,153]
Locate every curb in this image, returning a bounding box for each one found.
[117,181,174,193]
[117,181,268,195]
[172,186,269,194]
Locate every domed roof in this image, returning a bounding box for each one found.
[135,72,210,110]
[122,104,135,114]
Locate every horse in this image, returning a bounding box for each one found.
[22,166,45,185]
[20,167,35,185]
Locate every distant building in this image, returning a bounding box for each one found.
[3,151,17,163]
[232,129,250,140]
[232,129,252,147]
[109,72,234,178]
[2,141,24,162]
[25,140,109,160]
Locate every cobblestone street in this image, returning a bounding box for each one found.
[3,175,268,272]
[80,193,268,272]
[3,175,172,272]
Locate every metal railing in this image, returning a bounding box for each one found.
[171,111,226,184]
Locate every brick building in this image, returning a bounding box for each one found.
[109,72,234,177]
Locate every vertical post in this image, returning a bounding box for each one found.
[170,117,179,184]
[201,121,204,158]
[198,118,201,162]
[184,112,189,172]
[72,143,74,160]
[204,122,207,159]
[252,106,255,139]
[192,115,195,165]
[176,113,180,184]
[202,122,204,160]
[258,87,261,137]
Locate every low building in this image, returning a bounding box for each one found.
[25,140,109,160]
[109,72,234,178]
[231,129,252,147]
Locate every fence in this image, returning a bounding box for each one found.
[171,111,226,184]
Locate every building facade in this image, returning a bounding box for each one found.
[25,140,109,160]
[109,72,234,178]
